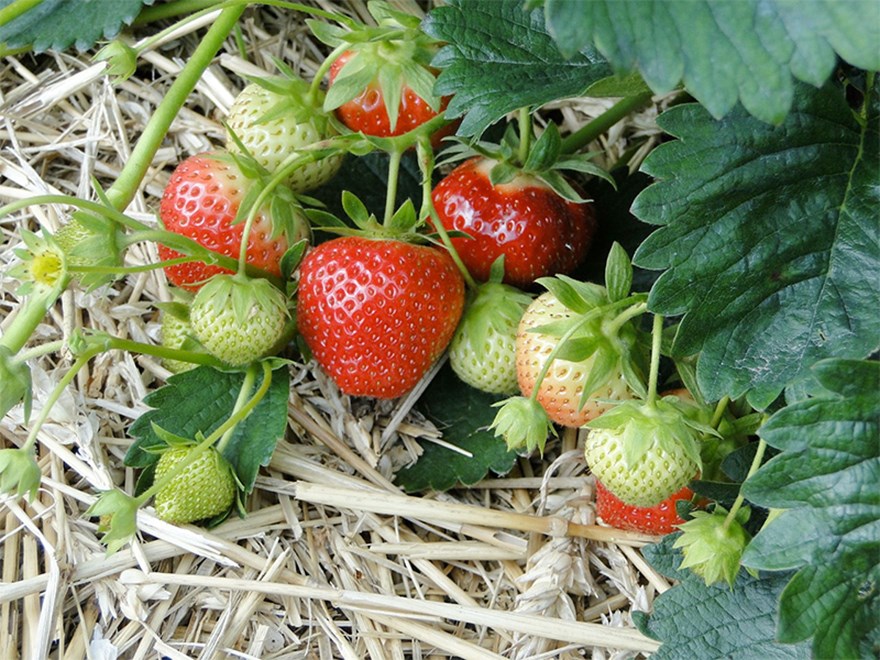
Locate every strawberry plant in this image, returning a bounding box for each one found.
[0,0,877,657]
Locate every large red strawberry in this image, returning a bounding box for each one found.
[157,153,308,291]
[431,157,597,288]
[297,236,465,399]
[328,50,453,143]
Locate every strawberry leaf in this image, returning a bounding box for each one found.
[636,535,811,659]
[422,0,611,137]
[633,80,880,407]
[543,0,880,124]
[126,365,289,494]
[0,0,152,52]
[395,365,516,492]
[741,358,880,658]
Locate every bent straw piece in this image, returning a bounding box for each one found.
[294,482,656,546]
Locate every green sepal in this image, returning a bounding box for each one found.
[490,395,556,454]
[577,341,617,409]
[0,447,41,502]
[0,347,31,422]
[524,122,562,173]
[488,160,519,187]
[605,242,633,303]
[341,190,374,229]
[85,488,141,555]
[280,239,309,281]
[387,199,419,233]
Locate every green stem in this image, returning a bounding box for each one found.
[0,0,42,26]
[710,396,731,429]
[308,43,351,106]
[105,5,246,211]
[15,341,64,363]
[723,437,767,531]
[133,0,224,24]
[215,365,259,454]
[0,280,69,354]
[416,139,478,290]
[22,345,104,451]
[0,196,150,231]
[382,148,403,227]
[98,335,224,369]
[136,362,272,504]
[560,91,653,155]
[646,313,664,407]
[517,107,532,166]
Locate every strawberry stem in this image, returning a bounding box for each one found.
[309,43,350,107]
[710,396,731,429]
[383,148,403,227]
[135,361,272,505]
[105,5,245,211]
[416,139,478,290]
[517,107,532,166]
[0,280,68,355]
[723,437,767,532]
[215,363,260,455]
[560,91,654,155]
[646,313,664,407]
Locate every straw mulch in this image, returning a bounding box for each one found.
[0,2,669,657]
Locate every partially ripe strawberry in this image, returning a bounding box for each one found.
[297,236,465,399]
[158,153,308,291]
[226,80,343,193]
[189,275,290,366]
[431,158,597,288]
[516,291,635,427]
[596,479,694,536]
[153,445,236,524]
[449,280,532,394]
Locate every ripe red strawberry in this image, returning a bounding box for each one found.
[431,157,597,288]
[595,479,694,536]
[189,275,291,366]
[297,236,465,398]
[153,444,237,524]
[328,49,453,142]
[157,153,308,291]
[226,79,343,193]
[516,291,635,427]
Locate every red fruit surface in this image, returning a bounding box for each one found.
[158,154,289,290]
[329,50,454,143]
[297,236,465,399]
[431,157,597,287]
[596,479,694,536]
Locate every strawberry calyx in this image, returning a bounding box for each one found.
[309,1,447,134]
[306,190,429,245]
[674,505,752,588]
[438,119,614,204]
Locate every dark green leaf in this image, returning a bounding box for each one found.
[544,0,880,124]
[126,366,289,494]
[423,0,611,137]
[396,365,516,492]
[634,81,880,404]
[0,0,151,52]
[741,359,880,658]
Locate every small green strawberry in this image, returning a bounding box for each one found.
[584,396,712,507]
[152,444,237,524]
[189,275,291,367]
[674,506,751,587]
[159,300,197,375]
[449,267,532,394]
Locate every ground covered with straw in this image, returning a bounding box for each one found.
[0,2,671,657]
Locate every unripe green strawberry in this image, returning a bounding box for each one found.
[153,445,236,524]
[159,303,196,375]
[449,281,532,394]
[190,275,290,366]
[585,397,709,507]
[226,80,343,193]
